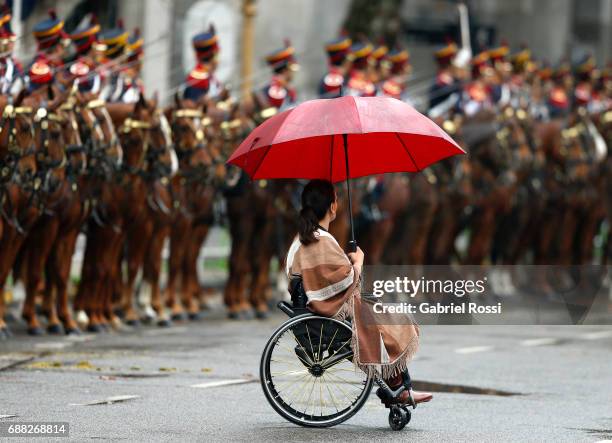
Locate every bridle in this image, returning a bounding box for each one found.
[0,103,36,185]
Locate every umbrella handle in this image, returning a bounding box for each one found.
[343,134,357,254]
[348,240,357,253]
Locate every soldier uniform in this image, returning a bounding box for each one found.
[573,55,595,110]
[379,48,411,101]
[67,16,101,93]
[98,22,133,103]
[319,36,351,99]
[261,41,298,110]
[461,50,493,116]
[0,6,22,95]
[184,25,221,101]
[189,25,224,99]
[428,41,460,112]
[32,10,66,68]
[547,62,571,119]
[345,41,376,97]
[488,42,511,106]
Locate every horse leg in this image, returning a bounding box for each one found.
[166,216,189,320]
[144,223,170,325]
[183,224,208,320]
[123,221,153,325]
[21,218,59,335]
[0,226,23,337]
[47,228,81,334]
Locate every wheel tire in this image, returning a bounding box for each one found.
[260,314,373,428]
[388,405,410,431]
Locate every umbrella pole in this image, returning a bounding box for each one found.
[342,134,357,253]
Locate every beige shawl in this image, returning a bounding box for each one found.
[286,229,419,378]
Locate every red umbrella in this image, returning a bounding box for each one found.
[228,96,465,251]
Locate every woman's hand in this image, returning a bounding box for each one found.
[348,247,364,269]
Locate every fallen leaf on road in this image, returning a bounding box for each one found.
[99,375,116,381]
[27,361,62,369]
[159,367,176,372]
[75,361,94,370]
[201,368,212,373]
[130,366,141,371]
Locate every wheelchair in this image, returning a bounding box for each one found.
[259,276,414,430]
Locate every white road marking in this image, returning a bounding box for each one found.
[34,342,71,350]
[191,379,255,389]
[70,395,140,406]
[145,326,188,336]
[520,338,560,347]
[578,330,612,340]
[64,335,96,342]
[454,346,495,354]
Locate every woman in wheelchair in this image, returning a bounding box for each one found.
[285,179,433,407]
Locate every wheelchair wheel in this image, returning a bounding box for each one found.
[260,314,373,428]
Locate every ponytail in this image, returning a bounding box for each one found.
[298,180,336,245]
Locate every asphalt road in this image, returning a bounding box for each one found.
[1,301,612,442]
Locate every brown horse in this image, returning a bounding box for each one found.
[17,87,74,335]
[41,95,92,334]
[162,95,218,321]
[74,95,126,332]
[0,93,40,338]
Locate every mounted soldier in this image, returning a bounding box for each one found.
[318,35,351,98]
[460,50,493,116]
[0,4,22,95]
[547,61,572,119]
[379,47,411,102]
[260,40,298,110]
[573,54,595,111]
[189,24,225,100]
[66,15,101,93]
[98,21,133,103]
[488,41,512,106]
[345,40,376,97]
[31,10,67,69]
[428,40,461,116]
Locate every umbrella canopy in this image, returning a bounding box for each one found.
[228,96,464,183]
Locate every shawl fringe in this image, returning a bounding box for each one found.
[332,284,420,380]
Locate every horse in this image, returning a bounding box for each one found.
[161,95,222,321]
[16,86,75,335]
[40,91,95,335]
[73,94,126,332]
[0,92,40,338]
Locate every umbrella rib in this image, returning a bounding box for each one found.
[250,144,273,180]
[329,134,334,181]
[395,133,421,172]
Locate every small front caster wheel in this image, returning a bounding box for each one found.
[388,405,411,430]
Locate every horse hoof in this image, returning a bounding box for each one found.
[157,319,172,328]
[114,308,126,319]
[47,324,64,335]
[171,313,186,322]
[227,312,240,320]
[188,312,202,321]
[126,319,140,327]
[255,310,269,320]
[0,329,7,340]
[27,326,44,336]
[65,327,82,336]
[87,324,103,333]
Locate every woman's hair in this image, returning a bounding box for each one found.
[299,180,336,245]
